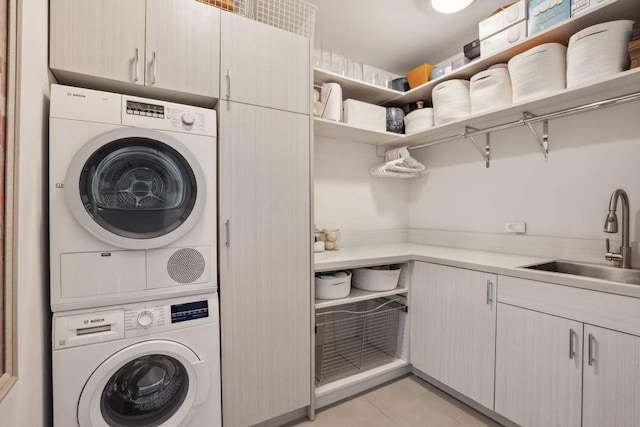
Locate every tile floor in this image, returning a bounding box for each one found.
[289,375,502,427]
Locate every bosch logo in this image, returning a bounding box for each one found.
[66,92,86,98]
[90,318,105,324]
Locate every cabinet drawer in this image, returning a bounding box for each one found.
[498,275,640,336]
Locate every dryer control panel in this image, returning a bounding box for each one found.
[53,294,218,349]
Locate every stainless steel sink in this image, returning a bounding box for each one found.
[521,260,640,286]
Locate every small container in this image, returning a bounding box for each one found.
[386,107,405,134]
[404,107,434,134]
[351,265,401,292]
[391,77,410,92]
[324,229,340,251]
[314,230,325,253]
[406,63,435,89]
[315,270,351,300]
[430,67,445,81]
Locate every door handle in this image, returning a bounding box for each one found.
[225,220,230,248]
[588,333,596,366]
[225,69,231,99]
[133,48,139,82]
[151,51,157,85]
[569,328,576,360]
[486,280,493,305]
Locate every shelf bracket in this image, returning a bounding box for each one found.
[523,112,549,161]
[466,126,490,168]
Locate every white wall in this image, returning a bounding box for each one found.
[408,102,640,241]
[0,0,52,424]
[314,136,409,244]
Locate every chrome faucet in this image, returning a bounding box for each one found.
[604,189,632,269]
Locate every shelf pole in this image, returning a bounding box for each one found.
[523,112,549,160]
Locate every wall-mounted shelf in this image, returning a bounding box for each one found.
[314,67,640,154]
[315,286,408,309]
[313,0,640,108]
[314,117,404,144]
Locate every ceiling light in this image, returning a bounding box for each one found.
[430,0,476,13]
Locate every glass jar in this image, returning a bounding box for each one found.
[314,230,325,253]
[323,229,340,251]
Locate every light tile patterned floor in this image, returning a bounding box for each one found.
[289,375,502,427]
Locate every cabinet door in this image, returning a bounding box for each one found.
[583,325,640,427]
[410,262,496,409]
[220,12,310,114]
[495,304,583,427]
[50,0,145,84]
[218,101,311,426]
[146,0,220,97]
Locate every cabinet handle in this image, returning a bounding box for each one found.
[151,51,157,85]
[225,69,231,99]
[134,48,139,82]
[588,333,596,366]
[225,220,230,248]
[486,280,493,305]
[569,328,576,360]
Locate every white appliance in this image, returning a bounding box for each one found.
[49,84,217,311]
[52,294,221,427]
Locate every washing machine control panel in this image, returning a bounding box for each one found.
[122,96,216,137]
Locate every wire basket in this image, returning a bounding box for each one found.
[231,0,317,39]
[315,297,406,385]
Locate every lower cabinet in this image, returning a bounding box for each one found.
[411,262,497,409]
[495,303,583,427]
[583,325,640,427]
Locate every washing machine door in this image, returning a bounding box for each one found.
[65,127,206,250]
[77,340,210,427]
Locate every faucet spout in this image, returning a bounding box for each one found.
[604,189,631,268]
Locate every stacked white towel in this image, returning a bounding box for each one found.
[470,68,513,115]
[567,20,635,88]
[508,43,567,103]
[432,79,471,126]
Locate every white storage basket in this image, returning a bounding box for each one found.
[432,79,471,126]
[404,108,434,134]
[352,266,401,292]
[315,271,351,300]
[470,68,513,114]
[508,43,567,103]
[567,20,635,88]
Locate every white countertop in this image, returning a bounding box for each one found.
[315,243,640,299]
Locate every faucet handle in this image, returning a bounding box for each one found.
[606,238,611,253]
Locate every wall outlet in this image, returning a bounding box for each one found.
[505,221,526,234]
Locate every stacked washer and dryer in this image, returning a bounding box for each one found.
[49,84,222,426]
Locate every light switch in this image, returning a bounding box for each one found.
[504,221,526,234]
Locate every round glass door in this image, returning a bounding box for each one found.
[100,354,189,427]
[80,137,197,240]
[65,128,208,250]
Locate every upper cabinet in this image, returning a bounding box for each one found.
[145,0,220,98]
[220,12,310,114]
[50,0,220,102]
[50,0,146,85]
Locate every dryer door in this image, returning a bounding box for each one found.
[77,340,211,427]
[65,127,206,250]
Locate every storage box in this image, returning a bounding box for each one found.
[464,39,481,60]
[508,43,567,103]
[481,21,527,58]
[479,0,527,40]
[315,271,351,300]
[342,99,386,132]
[406,63,435,89]
[352,266,401,292]
[528,0,571,36]
[571,0,609,16]
[452,56,471,70]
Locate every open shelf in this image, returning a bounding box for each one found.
[313,0,640,108]
[314,67,640,148]
[315,286,409,309]
[314,117,404,144]
[315,358,409,397]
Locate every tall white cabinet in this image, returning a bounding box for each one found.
[411,262,497,409]
[217,11,312,425]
